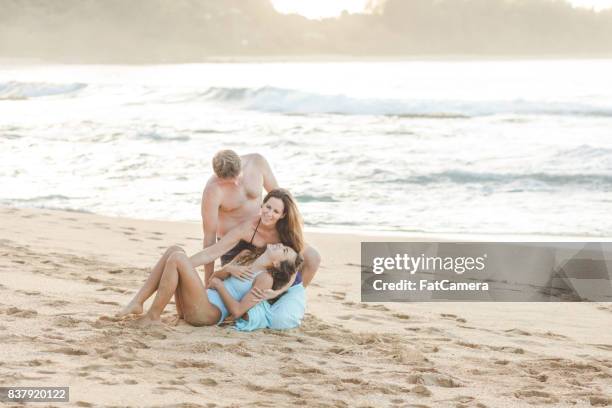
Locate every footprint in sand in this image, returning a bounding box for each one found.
[47,347,88,356]
[96,300,120,306]
[504,328,532,336]
[54,316,84,328]
[5,307,38,318]
[440,313,467,323]
[411,384,432,397]
[174,360,215,369]
[97,286,128,294]
[331,291,346,300]
[513,389,559,404]
[16,289,41,296]
[200,378,218,386]
[26,359,55,367]
[590,396,611,406]
[361,303,390,311]
[45,300,71,307]
[422,373,463,388]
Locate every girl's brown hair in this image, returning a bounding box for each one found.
[233,249,304,290]
[268,253,304,290]
[263,188,304,254]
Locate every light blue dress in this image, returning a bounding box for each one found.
[206,270,263,324]
[235,283,306,331]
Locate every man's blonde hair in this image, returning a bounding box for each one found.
[212,150,241,179]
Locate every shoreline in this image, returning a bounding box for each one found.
[2,205,610,243]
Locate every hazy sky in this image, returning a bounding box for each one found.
[270,0,612,18]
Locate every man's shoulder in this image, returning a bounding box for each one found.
[203,177,223,196]
[241,153,267,168]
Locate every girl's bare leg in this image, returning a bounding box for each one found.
[137,251,220,327]
[117,245,184,317]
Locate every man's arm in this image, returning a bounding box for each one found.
[250,272,296,301]
[201,186,220,286]
[210,273,273,320]
[255,153,279,192]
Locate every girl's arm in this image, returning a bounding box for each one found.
[210,249,254,281]
[209,273,273,320]
[189,222,249,268]
[213,264,254,281]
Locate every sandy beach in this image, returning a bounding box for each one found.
[0,206,610,407]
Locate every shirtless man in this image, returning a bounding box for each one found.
[201,150,279,285]
[201,150,321,329]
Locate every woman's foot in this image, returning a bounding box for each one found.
[164,315,184,326]
[117,301,143,317]
[133,314,163,328]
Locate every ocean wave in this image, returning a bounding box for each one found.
[199,86,612,118]
[134,131,190,142]
[0,81,87,100]
[386,170,612,187]
[2,195,74,203]
[554,144,612,160]
[294,193,338,203]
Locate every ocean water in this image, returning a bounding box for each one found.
[1,60,612,236]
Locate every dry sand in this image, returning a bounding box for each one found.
[0,206,611,407]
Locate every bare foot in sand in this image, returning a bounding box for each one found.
[133,314,163,328]
[117,301,143,317]
[163,315,184,326]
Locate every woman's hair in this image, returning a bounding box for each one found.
[267,253,304,290]
[263,188,304,254]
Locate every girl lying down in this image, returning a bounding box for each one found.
[118,243,303,328]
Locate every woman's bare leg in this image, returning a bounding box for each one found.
[137,251,220,327]
[174,288,184,318]
[117,245,184,317]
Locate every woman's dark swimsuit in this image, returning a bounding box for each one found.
[220,219,261,266]
[219,218,302,286]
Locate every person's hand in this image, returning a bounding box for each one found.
[250,287,278,302]
[209,277,223,290]
[228,265,254,281]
